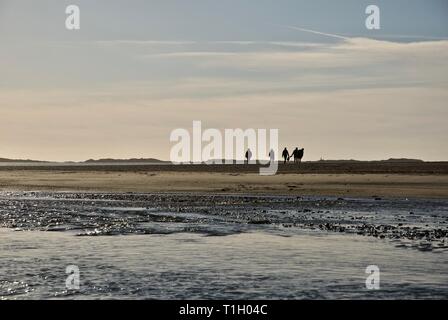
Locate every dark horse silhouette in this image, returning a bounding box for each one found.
[292,148,304,164]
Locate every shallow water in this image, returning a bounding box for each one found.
[0,191,447,299]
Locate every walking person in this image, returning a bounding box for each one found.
[292,147,299,164]
[269,149,275,163]
[282,147,290,164]
[245,148,252,164]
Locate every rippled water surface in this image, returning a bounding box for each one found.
[0,191,447,299]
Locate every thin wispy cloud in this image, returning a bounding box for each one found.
[93,40,198,46]
[283,25,350,40]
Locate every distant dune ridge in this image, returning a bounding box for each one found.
[315,158,424,163]
[83,158,167,164]
[0,156,447,175]
[0,157,167,164]
[0,157,430,164]
[0,158,48,163]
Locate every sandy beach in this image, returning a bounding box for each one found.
[1,162,448,299]
[1,162,448,198]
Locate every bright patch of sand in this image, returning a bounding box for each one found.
[1,170,448,198]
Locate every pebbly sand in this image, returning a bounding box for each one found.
[0,190,447,299]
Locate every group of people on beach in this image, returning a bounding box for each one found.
[244,147,305,164]
[281,147,305,164]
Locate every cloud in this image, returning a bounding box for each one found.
[92,40,198,46]
[134,37,448,88]
[144,37,448,66]
[283,25,349,40]
[1,35,448,161]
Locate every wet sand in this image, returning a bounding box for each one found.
[2,228,447,299]
[0,167,448,198]
[1,178,447,299]
[1,190,447,299]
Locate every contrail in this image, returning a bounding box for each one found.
[283,25,350,40]
[284,26,448,42]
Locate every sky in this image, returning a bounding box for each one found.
[1,0,448,161]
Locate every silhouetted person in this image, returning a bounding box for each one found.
[282,147,290,164]
[245,148,252,164]
[269,149,275,163]
[292,148,299,163]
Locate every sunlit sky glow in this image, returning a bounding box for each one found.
[1,0,447,161]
